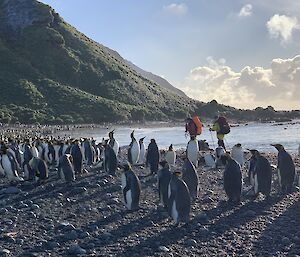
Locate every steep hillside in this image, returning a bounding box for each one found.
[0,0,203,124]
[124,59,187,97]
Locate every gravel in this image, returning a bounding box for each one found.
[0,149,299,256]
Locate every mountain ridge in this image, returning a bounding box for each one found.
[0,0,299,124]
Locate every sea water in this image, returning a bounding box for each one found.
[58,121,300,154]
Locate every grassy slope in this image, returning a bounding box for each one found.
[0,0,201,124]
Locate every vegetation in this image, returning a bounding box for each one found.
[0,0,299,124]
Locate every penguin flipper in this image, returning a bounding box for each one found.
[123,178,131,204]
[128,148,132,164]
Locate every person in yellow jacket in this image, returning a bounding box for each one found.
[209,114,226,150]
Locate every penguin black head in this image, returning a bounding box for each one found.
[130,130,135,139]
[122,163,132,172]
[109,130,115,138]
[271,144,284,151]
[139,136,146,143]
[173,170,181,176]
[159,160,169,168]
[168,144,173,151]
[220,154,231,165]
[235,143,242,148]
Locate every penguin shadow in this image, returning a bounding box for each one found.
[252,193,300,256]
[80,207,166,248]
[119,195,284,256]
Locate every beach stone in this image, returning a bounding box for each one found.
[70,187,87,195]
[45,241,60,250]
[0,249,10,256]
[68,244,86,255]
[0,209,8,215]
[64,230,78,240]
[31,204,40,210]
[185,239,197,247]
[78,231,90,239]
[58,221,76,231]
[282,237,290,245]
[158,246,170,252]
[1,187,21,194]
[242,210,256,217]
[198,212,209,222]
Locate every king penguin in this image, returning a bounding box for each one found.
[271,144,295,194]
[104,143,117,176]
[168,171,191,225]
[157,160,172,208]
[70,139,83,174]
[215,146,226,167]
[186,136,199,167]
[146,139,160,175]
[182,158,199,200]
[231,143,245,167]
[0,146,23,182]
[121,164,141,210]
[248,150,272,198]
[128,130,140,165]
[108,130,119,156]
[58,154,75,182]
[165,144,176,166]
[28,157,49,182]
[137,137,146,165]
[221,154,242,204]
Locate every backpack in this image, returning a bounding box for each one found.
[192,116,203,135]
[218,116,230,134]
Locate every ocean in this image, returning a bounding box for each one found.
[57,121,300,154]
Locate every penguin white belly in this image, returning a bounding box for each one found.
[171,200,178,223]
[2,155,21,181]
[81,144,86,163]
[168,183,171,198]
[54,146,60,163]
[31,147,39,158]
[250,171,255,187]
[37,146,43,158]
[0,156,4,176]
[126,190,133,210]
[60,169,65,182]
[165,151,176,166]
[298,173,300,188]
[187,140,199,167]
[204,153,216,168]
[113,140,120,156]
[254,174,258,194]
[131,141,140,164]
[121,173,131,209]
[138,144,145,164]
[277,168,282,187]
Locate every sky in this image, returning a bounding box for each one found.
[39,0,300,110]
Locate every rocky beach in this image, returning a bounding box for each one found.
[0,145,299,257]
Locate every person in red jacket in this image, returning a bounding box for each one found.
[185,117,197,139]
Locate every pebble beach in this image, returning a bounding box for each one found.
[0,145,299,257]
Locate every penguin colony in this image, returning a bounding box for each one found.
[0,129,298,226]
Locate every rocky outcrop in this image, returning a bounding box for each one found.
[0,0,53,39]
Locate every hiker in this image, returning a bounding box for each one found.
[185,116,202,140]
[209,113,230,150]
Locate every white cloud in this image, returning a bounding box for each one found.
[266,14,299,44]
[238,4,253,17]
[178,56,300,110]
[163,3,188,16]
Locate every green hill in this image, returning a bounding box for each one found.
[0,0,205,124]
[0,0,299,124]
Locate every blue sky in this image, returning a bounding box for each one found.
[39,1,300,110]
